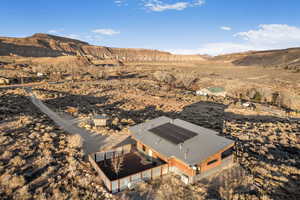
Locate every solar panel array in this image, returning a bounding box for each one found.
[149,123,197,145]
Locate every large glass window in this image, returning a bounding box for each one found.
[196,166,201,174]
[221,147,233,159]
[207,159,218,165]
[142,145,146,152]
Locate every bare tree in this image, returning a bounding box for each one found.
[111,153,124,178]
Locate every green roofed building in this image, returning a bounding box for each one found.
[196,87,227,97]
[207,87,225,93]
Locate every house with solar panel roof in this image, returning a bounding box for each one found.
[88,116,235,192]
[130,116,235,184]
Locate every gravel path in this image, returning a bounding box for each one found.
[25,87,108,155]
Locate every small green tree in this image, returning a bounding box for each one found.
[253,91,262,102]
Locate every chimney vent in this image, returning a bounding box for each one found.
[184,148,189,160]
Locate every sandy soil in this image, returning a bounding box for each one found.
[0,63,299,200]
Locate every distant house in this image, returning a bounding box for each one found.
[196,87,227,97]
[242,102,256,110]
[37,72,44,77]
[89,116,235,193]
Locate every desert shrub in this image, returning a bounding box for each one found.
[113,69,122,76]
[277,92,292,108]
[175,73,198,89]
[97,71,108,79]
[247,88,257,99]
[86,67,108,80]
[68,134,82,148]
[9,176,25,190]
[153,71,175,84]
[1,151,12,159]
[271,92,279,105]
[10,156,26,166]
[253,91,262,102]
[153,71,198,89]
[173,80,184,88]
[15,186,31,199]
[1,174,26,190]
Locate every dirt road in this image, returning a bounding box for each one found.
[25,87,109,155]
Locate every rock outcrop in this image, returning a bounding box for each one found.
[0,33,206,62]
[213,48,300,72]
[0,77,10,85]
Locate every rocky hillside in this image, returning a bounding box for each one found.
[214,48,300,72]
[0,33,205,62]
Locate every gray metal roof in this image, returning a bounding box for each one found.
[129,116,234,166]
[94,114,108,119]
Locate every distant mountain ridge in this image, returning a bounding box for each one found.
[213,48,300,71]
[0,33,206,62]
[1,33,300,71]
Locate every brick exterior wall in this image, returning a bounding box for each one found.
[169,157,195,176]
[199,153,222,172]
[134,138,234,180]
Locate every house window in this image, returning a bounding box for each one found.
[142,145,146,152]
[221,147,233,159]
[207,159,218,165]
[196,167,201,174]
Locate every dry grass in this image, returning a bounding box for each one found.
[0,60,299,199]
[68,134,83,148]
[0,89,112,200]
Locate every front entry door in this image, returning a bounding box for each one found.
[149,149,153,157]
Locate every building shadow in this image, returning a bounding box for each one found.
[107,73,147,81]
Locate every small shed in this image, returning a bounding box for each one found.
[242,102,256,110]
[37,72,44,77]
[93,114,109,127]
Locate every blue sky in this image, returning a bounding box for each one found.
[1,0,300,55]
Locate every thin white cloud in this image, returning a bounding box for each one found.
[113,0,205,11]
[144,0,205,12]
[84,35,103,43]
[220,26,231,31]
[168,42,255,56]
[235,24,300,48]
[63,34,82,40]
[114,0,122,5]
[114,0,127,6]
[48,30,58,34]
[92,29,120,35]
[145,2,188,11]
[48,29,64,34]
[193,0,205,6]
[169,24,300,55]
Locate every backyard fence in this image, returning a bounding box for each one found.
[88,153,111,187]
[110,163,169,193]
[94,144,132,162]
[89,144,169,193]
